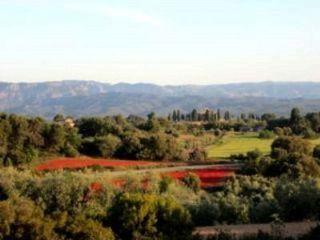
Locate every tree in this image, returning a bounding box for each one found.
[271,136,312,159]
[44,124,66,152]
[83,135,121,158]
[172,110,177,122]
[116,132,142,159]
[181,173,201,193]
[258,130,274,139]
[191,109,198,122]
[305,112,320,132]
[138,134,185,161]
[224,111,231,121]
[265,153,320,178]
[145,112,160,132]
[188,148,207,162]
[261,113,276,122]
[177,110,181,122]
[274,178,320,221]
[53,114,64,122]
[0,197,57,240]
[156,197,193,240]
[289,107,307,134]
[108,193,193,240]
[217,109,221,121]
[26,117,45,148]
[290,107,301,125]
[77,117,106,137]
[107,193,158,239]
[63,215,115,240]
[204,110,210,122]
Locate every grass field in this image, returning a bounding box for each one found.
[207,132,320,160]
[207,132,274,159]
[310,138,320,146]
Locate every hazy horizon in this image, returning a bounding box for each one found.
[2,79,320,87]
[1,0,319,85]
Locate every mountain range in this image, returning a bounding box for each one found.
[1,81,320,118]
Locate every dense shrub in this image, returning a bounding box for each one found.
[313,145,320,159]
[0,196,57,240]
[259,130,275,139]
[189,148,208,161]
[181,173,201,193]
[271,136,312,159]
[274,178,320,221]
[138,134,186,161]
[263,153,320,178]
[62,215,115,240]
[107,193,193,240]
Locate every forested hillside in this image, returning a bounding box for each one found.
[2,81,320,118]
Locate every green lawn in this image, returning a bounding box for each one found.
[207,132,274,159]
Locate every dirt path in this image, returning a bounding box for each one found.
[195,222,318,238]
[100,163,240,177]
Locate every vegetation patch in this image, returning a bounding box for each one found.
[207,133,274,159]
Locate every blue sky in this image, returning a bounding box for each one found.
[0,0,319,85]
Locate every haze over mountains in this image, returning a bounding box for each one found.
[1,81,320,118]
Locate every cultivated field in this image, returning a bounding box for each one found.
[207,132,274,159]
[35,157,161,171]
[35,157,238,188]
[207,132,320,160]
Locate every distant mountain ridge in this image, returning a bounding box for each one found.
[1,80,320,118]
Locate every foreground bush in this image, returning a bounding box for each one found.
[108,193,193,240]
[0,196,57,240]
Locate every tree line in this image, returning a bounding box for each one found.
[168,109,260,122]
[0,112,209,166]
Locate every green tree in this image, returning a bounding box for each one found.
[217,109,221,121]
[44,124,66,152]
[63,215,115,240]
[191,109,198,122]
[224,111,231,121]
[53,114,64,122]
[138,134,185,161]
[271,136,312,160]
[145,112,160,132]
[177,110,181,122]
[0,197,57,240]
[108,193,158,239]
[82,135,121,158]
[181,173,201,193]
[108,193,193,240]
[95,135,121,158]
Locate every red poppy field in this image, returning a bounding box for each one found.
[166,168,235,188]
[36,157,236,188]
[35,157,159,171]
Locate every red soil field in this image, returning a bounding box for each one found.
[35,157,159,171]
[166,168,234,188]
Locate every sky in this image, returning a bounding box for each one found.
[0,0,319,85]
